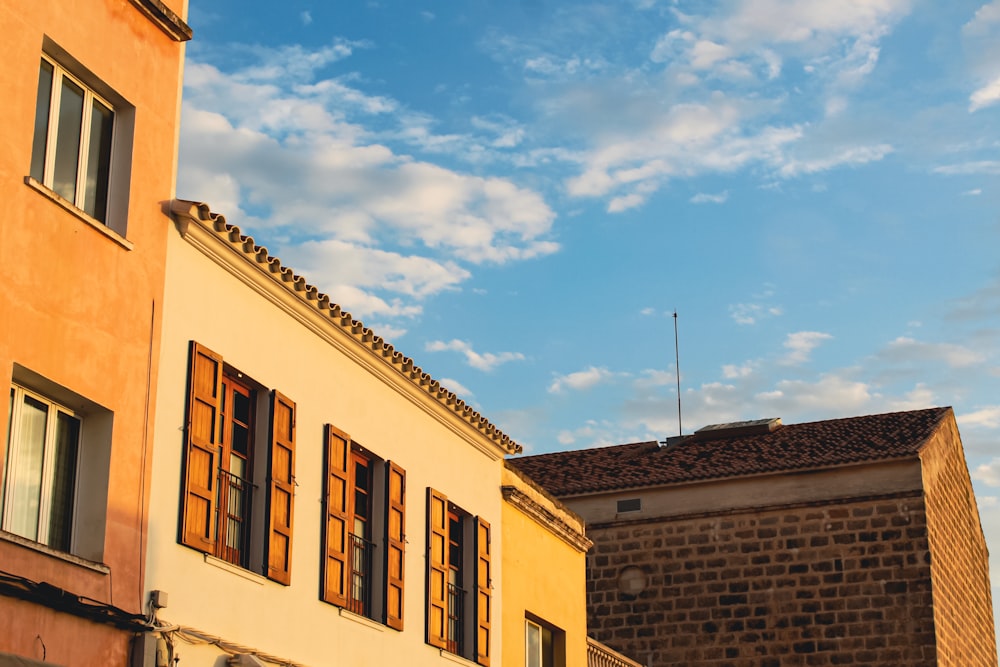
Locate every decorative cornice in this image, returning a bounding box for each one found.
[128,0,193,42]
[169,199,522,457]
[501,485,592,552]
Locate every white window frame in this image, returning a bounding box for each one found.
[2,384,81,552]
[31,54,117,223]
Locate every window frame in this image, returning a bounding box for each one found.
[179,341,296,584]
[426,488,491,666]
[27,42,135,240]
[321,425,406,630]
[2,383,81,552]
[0,366,112,563]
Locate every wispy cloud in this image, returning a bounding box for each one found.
[548,366,616,393]
[425,339,526,372]
[730,302,783,325]
[934,161,1000,175]
[781,331,833,365]
[690,190,729,204]
[970,75,1000,112]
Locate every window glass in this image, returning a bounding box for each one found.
[53,77,84,202]
[2,387,81,550]
[526,621,541,667]
[84,100,113,220]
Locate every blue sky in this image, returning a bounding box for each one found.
[178,0,1000,639]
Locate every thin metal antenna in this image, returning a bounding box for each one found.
[674,310,682,437]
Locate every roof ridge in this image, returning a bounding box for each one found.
[169,199,521,455]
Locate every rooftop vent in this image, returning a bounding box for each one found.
[691,418,782,440]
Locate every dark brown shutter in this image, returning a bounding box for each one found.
[180,342,222,551]
[266,390,296,585]
[385,461,406,630]
[426,488,448,649]
[475,517,491,667]
[322,425,351,606]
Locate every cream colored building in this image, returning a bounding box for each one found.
[144,201,520,667]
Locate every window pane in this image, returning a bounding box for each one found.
[6,396,48,541]
[53,77,84,203]
[46,411,80,551]
[84,100,113,221]
[526,622,541,667]
[30,60,54,183]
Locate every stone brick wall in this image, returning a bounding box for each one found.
[587,492,937,666]
[920,421,997,666]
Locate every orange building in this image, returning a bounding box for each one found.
[0,0,190,665]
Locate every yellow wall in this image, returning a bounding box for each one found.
[501,464,589,667]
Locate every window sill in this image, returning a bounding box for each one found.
[203,554,267,585]
[437,649,479,667]
[0,530,109,574]
[24,177,133,251]
[338,607,387,632]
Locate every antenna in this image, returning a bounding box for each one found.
[674,310,682,437]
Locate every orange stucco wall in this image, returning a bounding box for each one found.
[0,0,187,663]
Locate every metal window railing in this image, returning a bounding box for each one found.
[347,532,375,617]
[216,468,254,569]
[447,583,467,655]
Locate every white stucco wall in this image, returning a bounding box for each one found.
[145,217,506,667]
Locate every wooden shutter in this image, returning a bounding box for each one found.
[322,425,351,606]
[474,517,491,667]
[426,488,449,649]
[266,390,296,585]
[180,342,222,551]
[385,461,406,630]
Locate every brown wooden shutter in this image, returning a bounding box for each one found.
[426,488,449,649]
[474,517,491,667]
[385,461,406,630]
[322,425,351,606]
[180,342,222,552]
[266,390,296,585]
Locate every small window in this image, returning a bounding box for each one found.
[28,45,135,238]
[616,498,641,513]
[179,342,297,584]
[2,385,80,551]
[426,489,491,666]
[322,426,406,630]
[31,55,114,222]
[525,616,565,667]
[1,368,112,562]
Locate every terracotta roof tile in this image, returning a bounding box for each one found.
[509,407,951,495]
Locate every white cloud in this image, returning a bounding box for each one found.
[934,161,1000,175]
[690,190,729,204]
[300,11,312,26]
[548,367,616,393]
[778,143,893,177]
[425,339,525,372]
[883,336,985,368]
[965,1,1000,34]
[961,406,1000,430]
[723,363,754,379]
[974,459,1000,487]
[964,188,984,196]
[970,75,1000,112]
[782,331,833,365]
[729,302,783,325]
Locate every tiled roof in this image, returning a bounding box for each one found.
[509,407,951,495]
[169,199,521,455]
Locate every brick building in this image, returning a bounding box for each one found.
[511,408,996,666]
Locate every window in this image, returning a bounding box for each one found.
[1,367,112,562]
[322,425,406,630]
[426,489,491,666]
[27,45,134,237]
[3,385,79,551]
[180,342,296,584]
[525,617,565,667]
[31,54,114,222]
